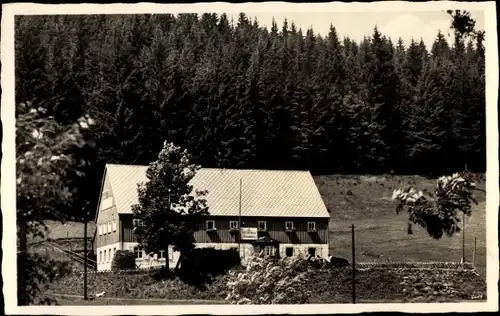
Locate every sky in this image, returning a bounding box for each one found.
[230,11,485,48]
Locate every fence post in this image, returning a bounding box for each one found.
[84,211,88,300]
[351,224,356,304]
[473,236,477,267]
[462,212,465,263]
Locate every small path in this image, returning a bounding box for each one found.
[47,292,226,304]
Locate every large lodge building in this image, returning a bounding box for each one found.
[93,164,330,271]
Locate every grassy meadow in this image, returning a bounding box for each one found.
[315,174,487,276]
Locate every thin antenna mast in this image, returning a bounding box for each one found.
[238,178,242,255]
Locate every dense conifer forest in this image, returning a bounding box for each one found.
[14,13,485,218]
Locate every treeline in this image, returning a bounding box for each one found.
[15,13,485,217]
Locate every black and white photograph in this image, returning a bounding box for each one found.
[1,1,498,314]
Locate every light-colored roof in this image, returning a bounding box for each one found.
[104,164,330,218]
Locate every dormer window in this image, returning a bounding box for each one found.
[229,221,239,233]
[285,221,295,232]
[307,222,317,232]
[206,220,216,231]
[258,221,267,232]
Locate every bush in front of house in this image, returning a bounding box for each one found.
[178,248,241,286]
[111,250,136,271]
[225,252,311,304]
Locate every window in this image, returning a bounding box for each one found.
[258,221,267,231]
[264,246,276,256]
[98,225,102,236]
[308,248,316,257]
[133,219,141,228]
[307,222,317,231]
[286,247,294,257]
[113,248,116,260]
[107,222,112,234]
[112,221,117,232]
[104,250,107,262]
[159,250,165,259]
[134,247,143,259]
[285,221,294,230]
[229,221,238,229]
[206,220,216,231]
[99,251,102,263]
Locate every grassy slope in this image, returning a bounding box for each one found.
[314,174,487,276]
[38,175,487,276]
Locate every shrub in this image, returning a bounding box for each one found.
[178,248,241,286]
[111,250,136,271]
[225,253,311,304]
[392,172,477,239]
[18,252,73,305]
[151,266,176,281]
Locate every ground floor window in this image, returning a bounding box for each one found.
[159,250,165,259]
[134,247,143,259]
[264,246,276,256]
[308,247,316,257]
[286,247,293,257]
[99,251,102,263]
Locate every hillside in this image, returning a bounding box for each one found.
[314,174,487,276]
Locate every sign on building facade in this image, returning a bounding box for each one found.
[240,227,258,240]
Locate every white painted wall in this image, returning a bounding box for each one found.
[97,242,329,271]
[278,243,329,259]
[96,242,122,271]
[100,197,113,211]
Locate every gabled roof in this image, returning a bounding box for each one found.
[104,164,330,218]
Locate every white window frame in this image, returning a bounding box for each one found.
[104,250,107,262]
[229,221,238,229]
[159,250,165,259]
[107,222,112,234]
[206,220,216,231]
[134,247,143,259]
[264,246,276,256]
[307,222,317,231]
[258,221,267,231]
[98,225,102,236]
[102,190,111,200]
[285,221,294,230]
[99,251,102,263]
[133,219,141,228]
[112,221,117,232]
